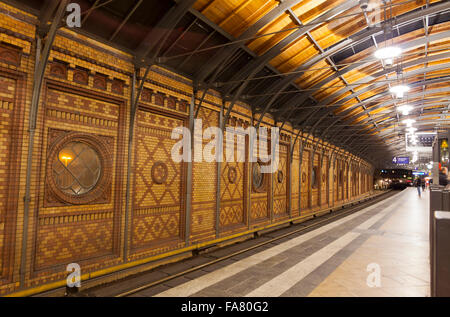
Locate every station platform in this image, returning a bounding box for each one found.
[148,188,430,297]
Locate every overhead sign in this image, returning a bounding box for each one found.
[413,171,426,176]
[392,156,410,164]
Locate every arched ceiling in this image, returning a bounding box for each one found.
[6,0,450,166]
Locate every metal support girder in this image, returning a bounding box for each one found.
[162,17,198,57]
[215,100,225,238]
[291,49,450,128]
[338,83,450,127]
[309,119,395,156]
[222,0,358,128]
[357,100,450,127]
[123,69,137,261]
[186,93,194,245]
[177,31,216,69]
[81,0,101,25]
[132,0,198,111]
[194,0,313,83]
[288,137,293,217]
[290,8,374,128]
[37,0,60,36]
[224,0,357,93]
[109,0,144,41]
[321,130,382,164]
[193,49,241,119]
[121,0,198,256]
[297,122,375,167]
[374,117,450,138]
[253,2,450,128]
[292,73,450,150]
[135,0,197,64]
[21,0,69,287]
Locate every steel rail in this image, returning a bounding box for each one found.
[114,190,394,297]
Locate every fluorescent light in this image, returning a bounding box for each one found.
[398,105,413,116]
[402,118,416,127]
[407,127,417,135]
[390,85,410,98]
[374,46,402,62]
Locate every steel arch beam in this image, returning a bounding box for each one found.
[134,0,197,63]
[336,84,450,126]
[195,0,310,83]
[221,0,358,126]
[291,77,450,157]
[355,100,450,126]
[22,0,69,287]
[302,85,450,150]
[222,0,358,94]
[293,72,450,139]
[291,50,450,127]
[252,2,450,127]
[275,35,450,121]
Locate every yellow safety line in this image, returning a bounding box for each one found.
[5,191,386,297]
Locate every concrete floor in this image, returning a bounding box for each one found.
[150,188,429,297]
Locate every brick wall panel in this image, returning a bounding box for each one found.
[191,106,218,241]
[130,109,186,255]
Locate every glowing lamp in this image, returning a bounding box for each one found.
[402,118,416,127]
[398,105,413,116]
[374,46,402,65]
[407,128,417,135]
[59,154,73,166]
[390,85,410,98]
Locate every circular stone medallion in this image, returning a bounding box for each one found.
[151,161,168,184]
[228,166,237,184]
[252,162,264,190]
[277,170,284,183]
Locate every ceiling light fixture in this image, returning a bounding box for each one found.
[403,118,416,127]
[407,127,418,134]
[390,84,410,98]
[398,105,413,116]
[374,46,402,65]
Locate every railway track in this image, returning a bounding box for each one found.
[104,190,398,297]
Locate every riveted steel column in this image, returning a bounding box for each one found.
[320,149,327,207]
[298,134,305,215]
[21,0,68,287]
[308,149,313,209]
[247,133,252,229]
[269,125,277,223]
[289,138,293,217]
[123,69,137,261]
[332,153,337,207]
[215,101,224,238]
[185,93,194,245]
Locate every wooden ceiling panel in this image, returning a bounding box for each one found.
[192,0,449,155]
[295,60,336,88]
[272,40,320,73]
[247,11,295,55]
[194,0,279,38]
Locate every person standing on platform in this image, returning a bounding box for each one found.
[414,177,422,197]
[439,167,448,187]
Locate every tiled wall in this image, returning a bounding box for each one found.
[0,2,374,295]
